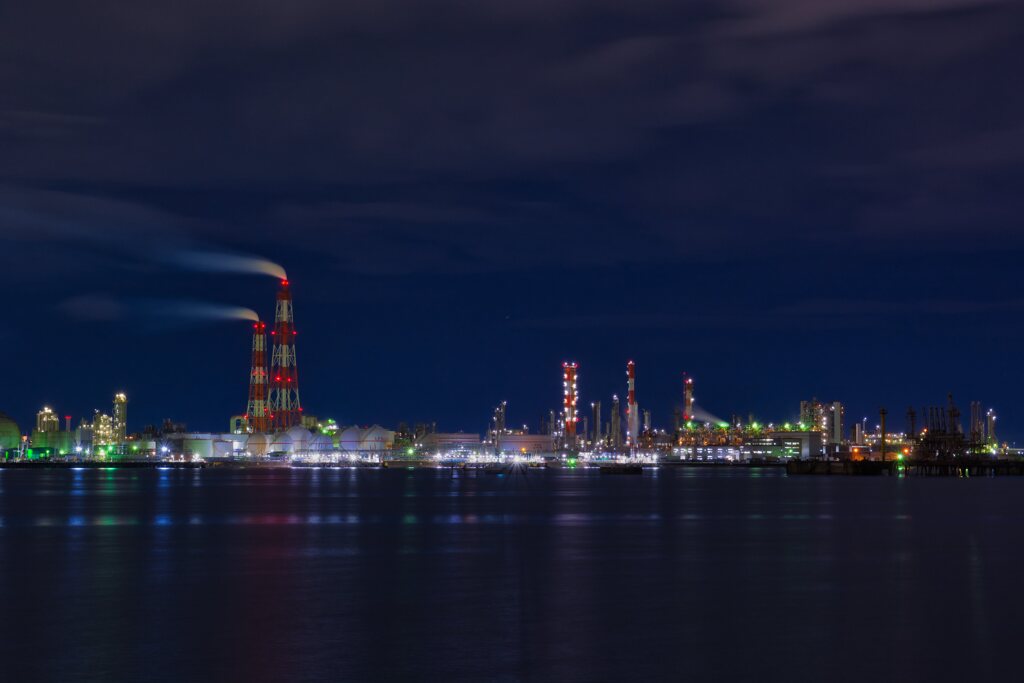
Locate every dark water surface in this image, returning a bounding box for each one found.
[1,466,1021,682]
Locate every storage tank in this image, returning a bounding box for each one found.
[269,432,294,455]
[339,426,362,452]
[0,412,21,451]
[360,425,395,452]
[286,426,312,453]
[246,433,269,456]
[310,434,333,453]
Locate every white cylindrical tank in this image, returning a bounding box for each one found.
[246,433,270,456]
[360,425,394,452]
[269,432,294,454]
[339,426,362,452]
[310,434,333,453]
[286,426,312,453]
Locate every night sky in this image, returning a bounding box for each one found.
[2,1,1023,439]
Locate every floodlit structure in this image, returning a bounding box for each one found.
[827,401,844,446]
[562,362,579,447]
[245,320,270,432]
[496,433,553,455]
[626,361,639,446]
[113,393,128,443]
[92,411,115,445]
[36,406,59,433]
[683,374,694,421]
[269,278,301,430]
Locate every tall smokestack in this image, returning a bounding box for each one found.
[562,362,578,447]
[246,320,269,433]
[610,395,622,451]
[626,361,639,446]
[683,373,695,421]
[269,279,302,430]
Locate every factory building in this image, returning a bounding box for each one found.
[743,431,824,460]
[495,433,554,455]
[420,432,481,453]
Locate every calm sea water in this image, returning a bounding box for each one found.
[1,466,1020,682]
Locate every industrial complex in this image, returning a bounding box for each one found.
[1,276,1014,467]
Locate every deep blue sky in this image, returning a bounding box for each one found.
[2,0,1023,440]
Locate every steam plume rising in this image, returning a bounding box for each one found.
[61,295,259,324]
[170,250,287,280]
[163,303,260,322]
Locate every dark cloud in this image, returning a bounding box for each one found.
[1,0,1023,434]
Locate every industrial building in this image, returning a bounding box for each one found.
[4,275,1012,466]
[743,431,825,460]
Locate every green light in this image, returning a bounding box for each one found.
[718,422,729,429]
[783,423,791,430]
[407,447,415,456]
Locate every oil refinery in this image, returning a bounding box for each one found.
[1,274,1018,470]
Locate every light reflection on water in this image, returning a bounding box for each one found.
[0,467,1020,683]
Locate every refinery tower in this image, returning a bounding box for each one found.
[245,320,269,432]
[268,278,302,430]
[563,362,579,448]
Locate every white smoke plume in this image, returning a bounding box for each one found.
[162,302,260,322]
[60,295,259,324]
[169,250,287,280]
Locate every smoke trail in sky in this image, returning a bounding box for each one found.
[162,302,260,322]
[60,295,259,323]
[170,250,287,280]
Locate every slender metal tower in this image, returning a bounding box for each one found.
[683,373,695,421]
[626,361,639,445]
[245,320,269,433]
[562,362,578,447]
[610,395,622,451]
[269,278,302,430]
